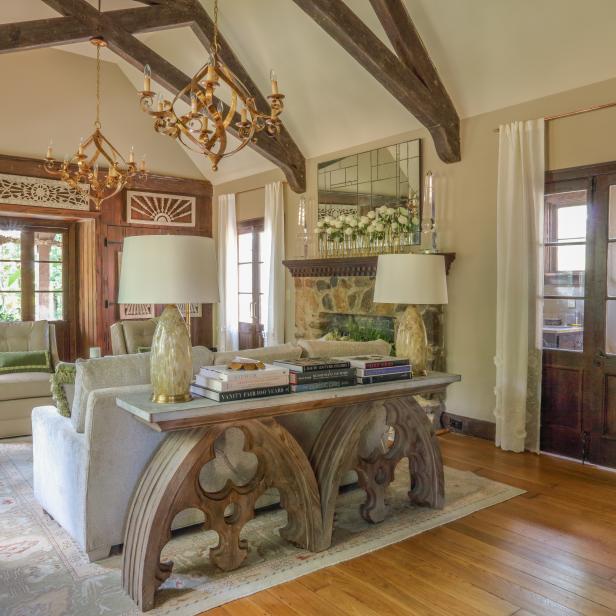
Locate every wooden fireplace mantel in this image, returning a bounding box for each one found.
[283,253,456,278]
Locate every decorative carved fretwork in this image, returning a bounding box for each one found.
[176,303,202,318]
[119,303,155,320]
[122,419,324,611]
[0,172,89,210]
[310,396,444,539]
[126,190,196,227]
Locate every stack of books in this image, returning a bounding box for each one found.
[272,357,355,392]
[341,355,412,385]
[191,358,290,402]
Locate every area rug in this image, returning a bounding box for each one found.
[0,438,523,616]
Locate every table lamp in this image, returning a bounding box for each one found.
[118,235,219,403]
[373,253,448,376]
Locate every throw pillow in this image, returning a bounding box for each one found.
[0,350,51,374]
[51,362,76,418]
[297,338,392,359]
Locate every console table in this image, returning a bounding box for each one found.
[117,372,460,611]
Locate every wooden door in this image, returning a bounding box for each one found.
[541,162,616,467]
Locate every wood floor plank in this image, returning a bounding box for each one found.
[198,434,616,616]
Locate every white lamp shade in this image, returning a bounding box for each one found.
[118,235,220,304]
[374,254,448,305]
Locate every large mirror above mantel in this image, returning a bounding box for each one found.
[316,138,422,256]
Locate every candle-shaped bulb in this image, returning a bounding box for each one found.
[93,163,99,177]
[129,146,135,163]
[143,63,151,92]
[240,106,247,123]
[216,100,224,117]
[78,138,84,156]
[46,139,53,159]
[191,92,198,114]
[270,69,279,95]
[156,94,164,112]
[140,155,146,172]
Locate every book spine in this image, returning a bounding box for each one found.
[356,373,412,385]
[203,385,291,402]
[356,365,411,377]
[301,361,351,373]
[290,380,354,393]
[195,375,289,391]
[200,368,288,381]
[356,359,410,369]
[289,368,355,384]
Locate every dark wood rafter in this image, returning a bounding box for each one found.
[3,0,305,192]
[291,0,460,163]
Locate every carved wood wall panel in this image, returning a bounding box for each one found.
[0,172,89,210]
[126,190,196,227]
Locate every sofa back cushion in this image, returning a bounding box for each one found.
[192,346,215,373]
[298,338,392,359]
[71,353,150,433]
[213,343,302,366]
[122,320,157,354]
[0,320,49,353]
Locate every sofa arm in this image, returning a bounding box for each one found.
[82,384,166,553]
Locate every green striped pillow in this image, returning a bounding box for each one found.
[0,350,51,374]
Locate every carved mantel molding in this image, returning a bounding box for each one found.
[283,253,456,278]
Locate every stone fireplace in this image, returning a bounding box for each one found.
[284,255,454,373]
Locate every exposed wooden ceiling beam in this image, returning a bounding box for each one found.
[182,0,305,192]
[292,0,460,163]
[6,0,305,192]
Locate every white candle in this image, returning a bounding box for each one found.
[270,69,279,95]
[129,146,135,163]
[46,139,53,159]
[143,64,151,92]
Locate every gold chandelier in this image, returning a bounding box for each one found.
[45,13,146,210]
[138,0,285,171]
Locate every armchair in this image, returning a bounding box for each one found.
[110,319,157,355]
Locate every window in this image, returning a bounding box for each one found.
[542,190,587,351]
[0,227,65,322]
[237,219,264,349]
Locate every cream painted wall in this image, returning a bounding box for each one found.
[213,75,616,423]
[0,48,202,178]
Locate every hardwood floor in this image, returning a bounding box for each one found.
[202,433,616,616]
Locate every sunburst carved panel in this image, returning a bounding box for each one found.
[0,173,89,210]
[127,191,196,227]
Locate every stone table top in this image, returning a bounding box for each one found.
[116,371,461,432]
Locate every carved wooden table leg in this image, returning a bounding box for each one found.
[122,418,323,612]
[311,395,444,547]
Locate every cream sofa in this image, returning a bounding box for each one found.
[0,321,59,438]
[110,319,157,355]
[31,339,390,561]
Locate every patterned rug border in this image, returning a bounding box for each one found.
[159,483,524,615]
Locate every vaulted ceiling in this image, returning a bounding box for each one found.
[4,0,616,187]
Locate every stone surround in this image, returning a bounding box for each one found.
[293,274,445,372]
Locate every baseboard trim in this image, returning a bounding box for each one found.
[440,412,495,441]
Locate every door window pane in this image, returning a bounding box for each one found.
[34,232,62,261]
[238,294,252,323]
[609,185,616,240]
[554,244,585,272]
[0,231,20,260]
[608,243,616,297]
[0,293,21,321]
[0,262,21,291]
[35,261,63,291]
[557,205,586,242]
[607,300,616,354]
[35,292,62,321]
[543,298,584,351]
[238,263,252,294]
[238,233,252,263]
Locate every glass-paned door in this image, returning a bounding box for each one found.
[542,165,616,468]
[237,219,264,350]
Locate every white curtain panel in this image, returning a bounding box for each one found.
[263,181,286,346]
[495,119,545,453]
[216,193,239,352]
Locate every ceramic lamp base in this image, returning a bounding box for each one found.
[150,304,193,404]
[395,305,428,376]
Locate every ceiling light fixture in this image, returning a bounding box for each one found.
[44,1,146,210]
[138,0,285,172]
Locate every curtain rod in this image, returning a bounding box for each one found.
[222,180,288,197]
[493,100,616,133]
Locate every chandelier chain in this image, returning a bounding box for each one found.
[213,0,219,54]
[95,44,101,129]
